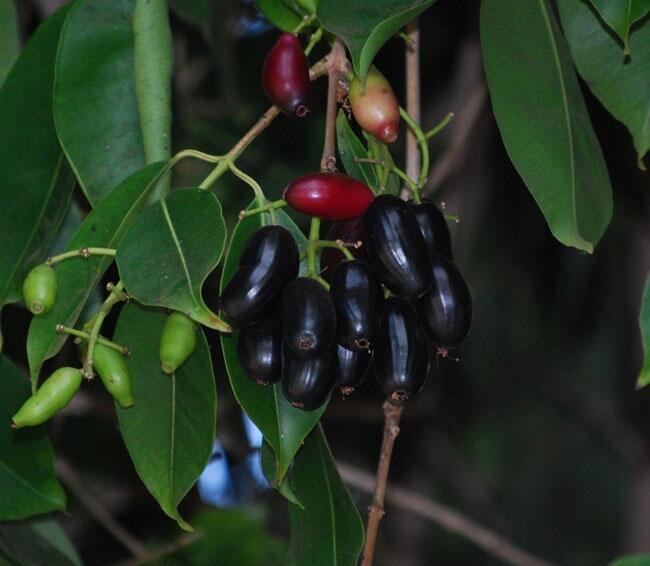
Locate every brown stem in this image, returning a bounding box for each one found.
[405,20,421,189]
[320,37,346,172]
[112,533,201,566]
[360,401,404,566]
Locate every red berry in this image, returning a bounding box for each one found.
[349,66,399,144]
[284,172,374,220]
[262,33,311,118]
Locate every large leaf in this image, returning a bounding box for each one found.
[114,303,216,530]
[317,0,435,81]
[0,356,65,520]
[27,162,168,389]
[220,203,326,483]
[588,0,650,52]
[256,0,303,32]
[336,110,378,190]
[637,274,650,387]
[0,5,76,309]
[0,0,20,87]
[610,556,650,566]
[116,187,229,331]
[481,0,612,253]
[558,0,650,168]
[286,426,364,566]
[55,0,146,206]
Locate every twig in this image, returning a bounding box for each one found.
[360,401,404,566]
[320,37,346,172]
[405,20,421,189]
[112,533,201,566]
[338,461,556,566]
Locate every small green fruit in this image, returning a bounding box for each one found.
[12,367,82,428]
[23,264,57,315]
[94,343,134,408]
[160,312,197,374]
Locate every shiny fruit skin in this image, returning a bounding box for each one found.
[220,225,298,328]
[334,343,370,394]
[160,311,197,374]
[409,200,453,260]
[282,277,336,358]
[23,264,57,315]
[262,33,311,118]
[348,66,399,144]
[320,218,368,283]
[94,343,134,408]
[363,194,433,298]
[12,367,82,428]
[281,344,333,411]
[284,172,374,221]
[237,315,282,385]
[374,297,430,404]
[330,260,383,351]
[417,254,472,350]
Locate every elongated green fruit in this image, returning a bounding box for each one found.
[94,343,134,408]
[22,264,57,315]
[12,367,82,428]
[160,312,197,374]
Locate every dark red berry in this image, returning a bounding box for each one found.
[363,194,433,298]
[374,297,431,404]
[262,33,311,118]
[237,315,282,385]
[330,260,383,351]
[417,254,472,352]
[220,225,298,328]
[320,218,368,282]
[282,344,334,411]
[284,172,374,221]
[334,343,370,395]
[282,277,336,358]
[409,200,453,260]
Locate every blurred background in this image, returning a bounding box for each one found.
[4,0,650,564]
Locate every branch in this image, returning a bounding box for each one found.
[320,37,346,172]
[338,461,556,566]
[405,20,421,191]
[112,533,201,566]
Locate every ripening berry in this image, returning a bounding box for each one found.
[160,312,197,374]
[94,343,134,408]
[23,264,57,315]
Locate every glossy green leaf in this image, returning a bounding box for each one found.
[610,556,650,566]
[261,439,302,506]
[0,518,82,566]
[588,0,650,52]
[366,134,401,195]
[114,303,216,530]
[637,274,650,387]
[55,0,146,206]
[220,203,326,483]
[0,0,20,87]
[27,162,168,389]
[317,0,435,81]
[286,426,364,566]
[481,0,612,253]
[0,356,65,520]
[116,187,229,331]
[256,0,302,32]
[558,0,650,168]
[336,110,377,190]
[0,5,75,309]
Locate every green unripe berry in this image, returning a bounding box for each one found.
[94,343,134,408]
[160,312,197,374]
[12,367,82,428]
[22,264,57,315]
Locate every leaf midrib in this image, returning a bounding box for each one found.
[0,460,61,510]
[319,435,338,566]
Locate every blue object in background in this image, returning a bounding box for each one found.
[233,0,274,37]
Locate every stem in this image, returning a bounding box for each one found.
[228,162,265,204]
[425,112,454,139]
[361,401,404,566]
[55,325,130,356]
[392,166,420,203]
[304,27,323,56]
[405,20,421,188]
[320,37,345,172]
[399,106,429,188]
[292,14,316,35]
[239,199,287,219]
[314,240,355,260]
[306,217,321,276]
[46,248,116,266]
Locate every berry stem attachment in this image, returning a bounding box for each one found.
[391,166,421,203]
[291,14,316,35]
[239,199,287,220]
[306,216,321,277]
[55,325,130,356]
[399,106,429,188]
[46,247,117,266]
[304,27,323,56]
[425,112,454,140]
[313,240,355,260]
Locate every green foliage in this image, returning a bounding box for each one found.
[588,0,650,52]
[637,274,650,387]
[336,110,378,190]
[257,0,303,31]
[114,303,216,530]
[0,0,20,87]
[610,556,650,566]
[481,0,612,253]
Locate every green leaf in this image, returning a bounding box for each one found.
[170,0,211,36]
[54,0,146,206]
[0,518,82,566]
[117,187,229,331]
[0,355,66,520]
[0,4,76,309]
[114,303,216,530]
[588,0,650,52]
[365,134,401,195]
[0,0,20,87]
[286,426,364,566]
[220,203,325,483]
[261,439,302,506]
[317,0,435,81]
[336,110,378,190]
[610,556,650,566]
[637,274,650,387]
[480,0,612,253]
[558,0,650,168]
[256,0,303,32]
[27,162,168,389]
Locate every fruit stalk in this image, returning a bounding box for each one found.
[405,19,421,187]
[46,247,117,266]
[320,37,346,172]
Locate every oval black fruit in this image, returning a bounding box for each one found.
[334,343,370,394]
[409,200,453,260]
[282,277,336,358]
[237,315,282,385]
[363,194,432,298]
[417,254,472,351]
[374,297,431,404]
[330,260,383,351]
[220,225,298,328]
[282,344,333,411]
